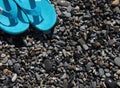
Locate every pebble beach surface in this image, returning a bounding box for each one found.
[0,0,120,88]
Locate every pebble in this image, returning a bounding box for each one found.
[86,62,94,72]
[7,59,13,66]
[35,73,40,81]
[13,63,21,74]
[74,6,80,11]
[105,78,117,88]
[62,49,67,57]
[108,39,116,45]
[112,0,119,6]
[114,57,120,67]
[99,68,104,77]
[67,6,73,12]
[1,53,6,58]
[57,0,71,7]
[56,40,66,46]
[116,70,120,75]
[105,73,111,77]
[82,44,89,50]
[117,81,120,87]
[90,81,97,88]
[44,59,52,71]
[12,73,17,82]
[0,63,2,66]
[63,11,71,17]
[63,79,68,88]
[1,57,8,64]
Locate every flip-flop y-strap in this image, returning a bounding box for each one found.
[0,0,18,26]
[14,0,43,25]
[0,0,29,34]
[14,0,57,31]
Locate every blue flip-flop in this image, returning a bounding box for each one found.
[0,0,29,34]
[14,0,57,31]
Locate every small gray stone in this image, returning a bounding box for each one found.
[7,60,13,66]
[44,59,52,71]
[108,39,116,45]
[57,0,71,7]
[67,6,73,12]
[63,11,71,17]
[83,44,89,50]
[99,68,104,77]
[90,81,96,88]
[59,27,65,32]
[13,63,21,74]
[86,62,94,71]
[12,73,17,82]
[62,49,67,57]
[77,45,82,53]
[56,40,66,46]
[104,69,110,73]
[35,73,40,81]
[42,52,47,57]
[105,78,117,88]
[114,57,120,67]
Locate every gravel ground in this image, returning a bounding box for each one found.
[0,0,120,88]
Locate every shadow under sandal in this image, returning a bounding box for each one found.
[14,0,57,31]
[0,0,29,34]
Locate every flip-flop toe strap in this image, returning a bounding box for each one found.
[0,7,18,26]
[22,7,43,24]
[15,0,43,24]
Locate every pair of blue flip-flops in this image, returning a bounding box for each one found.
[0,0,56,34]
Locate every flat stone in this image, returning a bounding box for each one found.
[114,57,120,67]
[57,0,71,7]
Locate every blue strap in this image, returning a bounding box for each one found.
[0,0,18,26]
[16,0,43,24]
